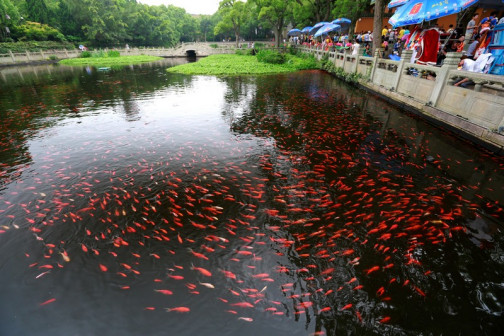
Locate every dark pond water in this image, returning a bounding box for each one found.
[1,59,504,336]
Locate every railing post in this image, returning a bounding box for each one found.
[392,50,413,91]
[353,53,360,74]
[26,50,31,61]
[428,52,462,107]
[9,50,15,63]
[342,49,347,70]
[370,48,382,83]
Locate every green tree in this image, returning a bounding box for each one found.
[293,0,333,23]
[214,0,247,47]
[331,0,369,35]
[372,0,384,54]
[25,0,51,24]
[199,16,213,42]
[254,0,293,47]
[0,0,20,41]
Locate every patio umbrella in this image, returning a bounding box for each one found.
[388,0,410,8]
[314,23,341,38]
[301,26,313,34]
[331,18,351,32]
[310,22,330,34]
[288,29,302,36]
[332,18,351,26]
[389,0,479,28]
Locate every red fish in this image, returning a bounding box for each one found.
[365,266,379,275]
[39,298,56,306]
[166,307,190,313]
[231,302,254,308]
[191,265,212,277]
[155,289,173,295]
[340,303,353,310]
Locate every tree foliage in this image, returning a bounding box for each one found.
[1,0,200,46]
[0,0,21,41]
[214,0,248,47]
[1,0,388,50]
[25,0,51,25]
[253,0,293,47]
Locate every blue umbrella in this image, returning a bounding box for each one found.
[332,18,351,26]
[314,23,341,38]
[389,0,479,28]
[310,22,330,34]
[288,29,302,36]
[301,26,313,34]
[331,18,351,32]
[388,0,410,8]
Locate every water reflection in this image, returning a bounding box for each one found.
[0,64,503,336]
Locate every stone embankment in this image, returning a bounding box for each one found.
[302,46,504,154]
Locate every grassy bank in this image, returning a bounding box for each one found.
[166,53,317,75]
[60,55,162,67]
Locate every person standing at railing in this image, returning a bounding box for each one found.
[463,13,479,51]
[466,36,480,60]
[351,39,360,56]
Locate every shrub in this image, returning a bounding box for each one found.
[92,50,106,58]
[12,21,65,42]
[107,50,120,57]
[81,51,92,58]
[254,42,265,48]
[0,41,75,53]
[256,50,285,64]
[209,43,218,48]
[48,55,58,61]
[285,53,317,70]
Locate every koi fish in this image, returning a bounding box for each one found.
[166,307,190,313]
[191,265,212,277]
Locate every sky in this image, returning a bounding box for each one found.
[137,0,221,15]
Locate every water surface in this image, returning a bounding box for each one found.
[1,60,503,336]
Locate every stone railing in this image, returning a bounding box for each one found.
[0,42,280,65]
[0,49,80,65]
[298,46,504,152]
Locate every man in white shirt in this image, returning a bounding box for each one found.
[352,40,360,55]
[454,56,475,87]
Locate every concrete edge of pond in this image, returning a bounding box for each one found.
[355,80,504,156]
[0,59,60,68]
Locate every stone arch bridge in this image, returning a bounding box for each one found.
[120,42,239,58]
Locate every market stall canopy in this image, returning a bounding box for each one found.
[310,22,331,34]
[288,29,302,36]
[389,0,479,28]
[388,0,410,8]
[314,23,341,38]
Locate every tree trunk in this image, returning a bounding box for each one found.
[235,32,240,48]
[372,0,384,55]
[274,28,281,48]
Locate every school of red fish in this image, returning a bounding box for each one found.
[1,72,503,335]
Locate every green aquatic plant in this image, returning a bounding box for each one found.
[60,55,162,67]
[256,50,285,65]
[166,54,317,76]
